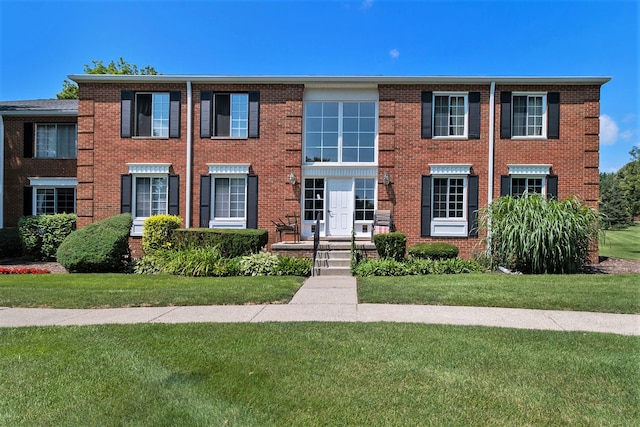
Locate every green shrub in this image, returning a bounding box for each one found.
[56,213,132,273]
[238,252,280,276]
[171,228,268,258]
[353,259,410,277]
[142,215,182,254]
[479,195,600,274]
[0,228,23,258]
[18,214,76,260]
[408,242,459,260]
[276,256,312,276]
[373,232,406,261]
[161,247,235,277]
[406,258,486,274]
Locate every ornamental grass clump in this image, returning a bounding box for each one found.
[480,195,599,274]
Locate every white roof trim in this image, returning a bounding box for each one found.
[508,164,552,175]
[127,163,171,174]
[429,164,472,175]
[207,164,250,174]
[29,177,77,187]
[68,74,611,86]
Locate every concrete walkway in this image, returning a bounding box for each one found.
[0,276,638,335]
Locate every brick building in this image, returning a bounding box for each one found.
[0,100,78,228]
[3,75,609,259]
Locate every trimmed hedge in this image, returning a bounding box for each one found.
[170,228,268,258]
[373,232,406,261]
[0,228,22,258]
[56,213,133,273]
[408,242,459,260]
[18,214,76,260]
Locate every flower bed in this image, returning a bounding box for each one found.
[0,266,50,274]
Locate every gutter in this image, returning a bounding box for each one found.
[186,80,192,228]
[486,81,496,253]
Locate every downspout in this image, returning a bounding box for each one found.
[0,114,4,229]
[186,80,193,228]
[487,81,496,251]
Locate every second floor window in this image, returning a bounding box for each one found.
[304,101,376,163]
[135,93,169,137]
[512,94,545,137]
[433,94,467,137]
[35,124,77,158]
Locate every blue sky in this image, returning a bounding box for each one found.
[1,0,637,171]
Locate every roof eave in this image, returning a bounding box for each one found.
[68,74,612,86]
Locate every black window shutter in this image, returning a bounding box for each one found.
[421,91,432,139]
[199,175,211,228]
[247,174,258,229]
[23,187,33,216]
[120,174,132,214]
[467,175,479,237]
[214,94,231,137]
[169,91,181,138]
[500,175,511,197]
[200,90,211,138]
[121,90,133,138]
[23,122,33,158]
[500,91,511,139]
[547,175,558,200]
[468,92,481,139]
[248,91,260,138]
[547,92,560,139]
[420,175,432,237]
[168,174,180,215]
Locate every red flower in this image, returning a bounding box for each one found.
[0,267,50,274]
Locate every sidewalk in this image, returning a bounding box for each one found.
[0,276,638,335]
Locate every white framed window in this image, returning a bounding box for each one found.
[433,93,468,137]
[35,124,77,158]
[29,177,77,215]
[135,92,169,137]
[512,93,546,137]
[134,176,168,218]
[208,164,249,228]
[213,93,249,138]
[303,91,377,164]
[304,178,325,221]
[354,178,375,221]
[429,164,471,237]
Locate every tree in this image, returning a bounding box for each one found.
[617,147,640,219]
[56,58,159,99]
[599,172,631,229]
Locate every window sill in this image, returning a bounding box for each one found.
[431,220,468,237]
[34,157,77,160]
[432,136,469,140]
[210,137,249,141]
[132,136,170,140]
[510,136,547,141]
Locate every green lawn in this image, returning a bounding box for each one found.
[1,323,637,426]
[358,273,640,314]
[0,274,304,308]
[600,223,640,260]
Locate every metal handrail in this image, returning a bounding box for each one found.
[312,213,320,276]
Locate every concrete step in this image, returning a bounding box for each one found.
[314,266,352,276]
[315,258,351,268]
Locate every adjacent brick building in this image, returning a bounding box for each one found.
[0,100,78,228]
[3,75,609,259]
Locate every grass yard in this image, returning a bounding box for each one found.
[600,223,640,260]
[1,323,637,426]
[0,274,304,308]
[358,273,640,314]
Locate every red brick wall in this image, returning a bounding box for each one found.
[3,116,77,227]
[77,81,601,261]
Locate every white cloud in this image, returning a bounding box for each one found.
[361,0,373,10]
[600,114,619,146]
[389,49,400,59]
[620,130,633,140]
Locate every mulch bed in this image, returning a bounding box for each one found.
[1,257,639,275]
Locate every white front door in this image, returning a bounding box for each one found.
[327,179,353,236]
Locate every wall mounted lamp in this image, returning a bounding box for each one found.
[288,171,297,185]
[382,172,391,186]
